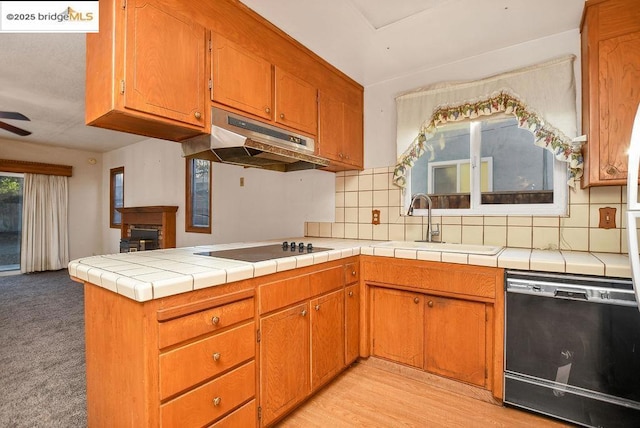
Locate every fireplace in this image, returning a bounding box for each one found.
[120,228,160,253]
[116,206,178,251]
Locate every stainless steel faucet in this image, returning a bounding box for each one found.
[407,193,440,242]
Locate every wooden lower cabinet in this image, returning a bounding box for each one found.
[311,289,345,389]
[345,283,360,364]
[258,258,358,426]
[259,303,311,425]
[371,287,424,368]
[424,296,487,387]
[363,256,504,401]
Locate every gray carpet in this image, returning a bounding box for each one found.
[0,269,86,427]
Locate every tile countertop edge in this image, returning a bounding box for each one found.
[68,239,633,302]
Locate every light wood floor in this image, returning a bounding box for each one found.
[278,358,570,427]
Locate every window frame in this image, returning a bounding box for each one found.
[185,158,212,234]
[109,166,124,229]
[404,118,568,217]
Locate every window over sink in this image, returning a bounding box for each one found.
[408,113,566,215]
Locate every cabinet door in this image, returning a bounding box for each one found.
[124,0,205,127]
[371,287,424,368]
[424,296,486,387]
[345,284,360,364]
[310,290,345,390]
[596,31,640,182]
[275,67,318,135]
[318,91,344,161]
[343,102,364,167]
[211,34,272,121]
[259,303,309,426]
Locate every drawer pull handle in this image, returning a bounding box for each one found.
[348,291,354,297]
[265,107,271,114]
[212,352,221,361]
[413,297,419,304]
[301,309,307,317]
[212,316,220,325]
[352,270,356,276]
[428,300,434,307]
[280,113,285,119]
[194,111,202,119]
[213,397,221,406]
[315,304,320,311]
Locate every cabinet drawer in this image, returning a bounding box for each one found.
[208,399,255,428]
[159,322,255,400]
[344,262,359,285]
[260,275,310,315]
[309,265,343,296]
[159,298,254,348]
[160,361,255,428]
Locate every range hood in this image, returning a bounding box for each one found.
[181,107,330,172]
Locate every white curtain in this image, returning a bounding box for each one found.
[20,173,69,273]
[394,55,581,188]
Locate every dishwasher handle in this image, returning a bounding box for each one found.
[554,288,588,301]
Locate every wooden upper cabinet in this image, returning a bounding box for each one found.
[581,0,640,186]
[211,34,272,121]
[318,91,364,170]
[85,0,208,141]
[275,67,318,135]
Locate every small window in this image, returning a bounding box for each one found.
[186,158,211,233]
[409,113,566,215]
[110,167,124,228]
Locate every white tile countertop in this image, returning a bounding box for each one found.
[68,238,632,302]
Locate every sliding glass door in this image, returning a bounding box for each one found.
[0,173,24,272]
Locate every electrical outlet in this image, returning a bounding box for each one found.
[372,209,380,225]
[599,207,616,229]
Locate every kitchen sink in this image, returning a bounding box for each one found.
[372,241,504,255]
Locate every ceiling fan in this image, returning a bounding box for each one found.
[0,111,31,136]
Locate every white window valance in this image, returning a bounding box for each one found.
[393,55,582,188]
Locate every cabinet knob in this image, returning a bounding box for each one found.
[606,165,619,175]
[280,113,285,119]
[194,111,202,119]
[301,309,307,317]
[352,270,356,276]
[315,304,320,311]
[413,297,419,304]
[212,352,221,361]
[428,300,434,307]
[265,107,271,114]
[211,316,220,325]
[213,397,221,406]
[338,153,344,159]
[348,291,354,297]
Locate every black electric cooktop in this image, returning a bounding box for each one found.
[195,242,333,263]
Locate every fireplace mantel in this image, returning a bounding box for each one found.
[117,206,178,249]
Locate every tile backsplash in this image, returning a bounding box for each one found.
[305,167,629,254]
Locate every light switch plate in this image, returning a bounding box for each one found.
[599,207,616,229]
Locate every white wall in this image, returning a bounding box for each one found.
[101,138,335,254]
[363,29,582,169]
[0,138,103,260]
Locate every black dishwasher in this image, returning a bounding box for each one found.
[504,270,640,427]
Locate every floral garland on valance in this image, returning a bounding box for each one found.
[392,91,583,189]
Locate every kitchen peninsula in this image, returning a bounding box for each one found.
[68,238,630,427]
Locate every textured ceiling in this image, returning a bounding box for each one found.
[0,0,586,153]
